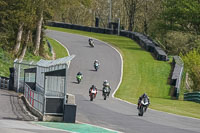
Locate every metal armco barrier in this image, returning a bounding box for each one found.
[184,92,200,103]
[171,56,184,99]
[0,77,9,90]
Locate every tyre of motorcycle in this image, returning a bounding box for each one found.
[103,93,107,100]
[77,78,81,84]
[89,42,94,47]
[90,93,94,101]
[94,65,98,71]
[138,106,144,116]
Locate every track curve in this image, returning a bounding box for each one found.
[46,30,200,133]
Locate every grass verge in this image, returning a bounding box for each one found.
[0,48,13,77]
[47,26,200,119]
[46,36,68,58]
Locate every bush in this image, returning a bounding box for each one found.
[182,49,200,91]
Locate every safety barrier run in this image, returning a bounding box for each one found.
[47,21,168,61]
[0,76,9,90]
[184,92,200,103]
[24,83,44,113]
[171,56,184,98]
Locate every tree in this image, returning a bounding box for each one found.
[160,0,200,35]
[123,0,142,31]
[52,0,92,26]
[182,49,200,91]
[19,30,30,61]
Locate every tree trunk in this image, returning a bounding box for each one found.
[13,23,24,55]
[19,30,30,61]
[34,11,43,56]
[124,0,136,31]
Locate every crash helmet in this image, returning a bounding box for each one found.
[143,93,147,98]
[104,80,109,86]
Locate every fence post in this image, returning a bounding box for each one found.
[32,91,34,107]
[7,80,9,90]
[0,77,1,89]
[3,79,5,89]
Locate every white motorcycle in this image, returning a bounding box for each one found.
[90,88,97,101]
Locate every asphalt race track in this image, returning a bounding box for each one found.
[47,30,200,133]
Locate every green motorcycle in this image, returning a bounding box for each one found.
[76,75,82,84]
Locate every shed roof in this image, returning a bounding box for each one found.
[37,55,75,67]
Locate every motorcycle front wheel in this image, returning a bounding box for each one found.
[138,106,144,116]
[90,94,94,101]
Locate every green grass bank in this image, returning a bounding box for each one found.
[47,26,200,119]
[46,36,68,58]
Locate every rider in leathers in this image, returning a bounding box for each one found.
[102,80,111,97]
[89,85,98,98]
[137,93,150,111]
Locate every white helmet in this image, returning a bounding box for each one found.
[104,80,109,86]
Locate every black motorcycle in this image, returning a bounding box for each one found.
[138,98,149,116]
[89,39,94,47]
[102,86,110,100]
[94,63,99,71]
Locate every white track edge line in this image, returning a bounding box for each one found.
[54,39,70,56]
[82,35,200,121]
[49,30,200,121]
[50,38,72,67]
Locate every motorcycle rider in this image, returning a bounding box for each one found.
[94,60,100,68]
[77,72,83,77]
[94,60,99,65]
[137,93,150,111]
[88,38,93,43]
[102,80,111,97]
[89,85,98,98]
[76,72,83,81]
[88,38,94,46]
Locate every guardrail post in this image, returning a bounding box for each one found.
[0,77,1,89]
[3,79,5,89]
[7,80,9,89]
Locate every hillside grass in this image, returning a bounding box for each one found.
[47,26,200,119]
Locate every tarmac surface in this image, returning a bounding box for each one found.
[46,29,200,133]
[0,89,71,133]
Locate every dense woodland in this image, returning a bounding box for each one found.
[0,0,200,91]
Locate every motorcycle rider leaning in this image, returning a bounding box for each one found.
[77,72,83,77]
[103,80,111,97]
[89,85,98,98]
[88,38,93,43]
[137,93,150,111]
[94,60,99,66]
